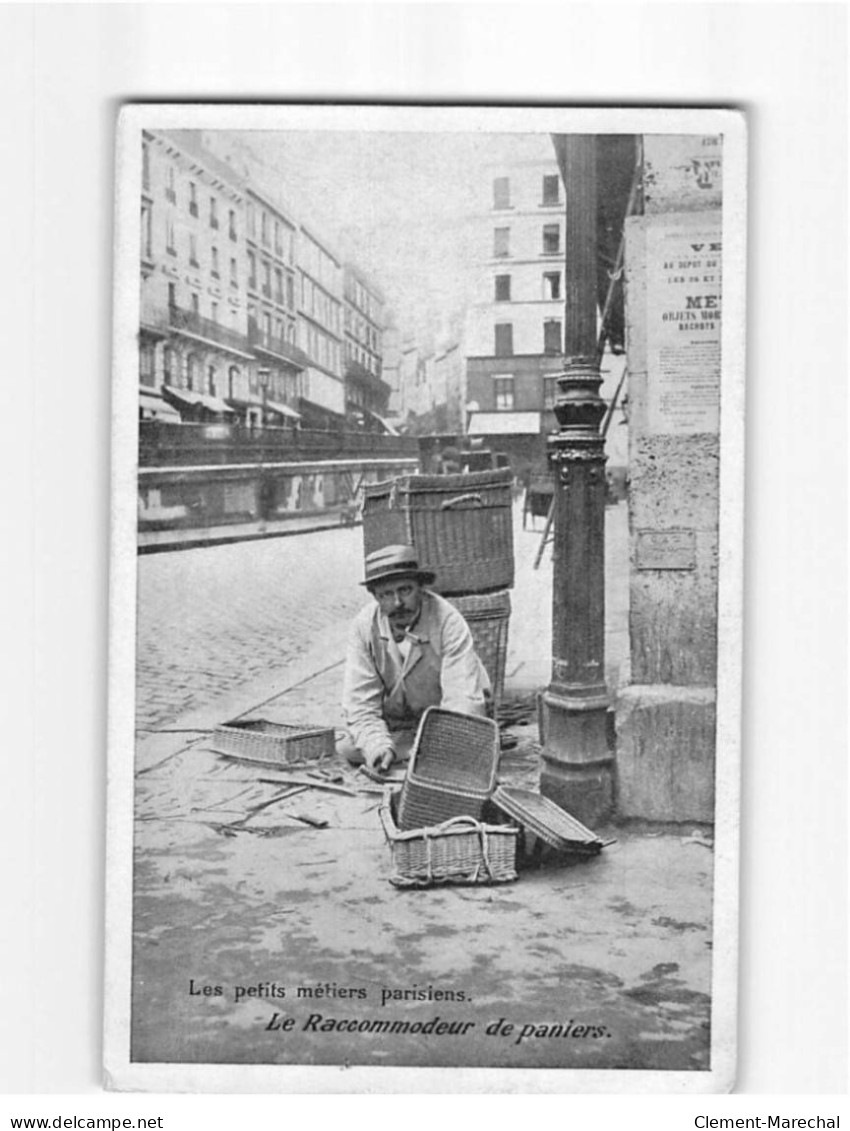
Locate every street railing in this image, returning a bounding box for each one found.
[138,421,419,467]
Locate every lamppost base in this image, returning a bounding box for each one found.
[539,689,614,827]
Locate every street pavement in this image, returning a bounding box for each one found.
[120,500,717,1083]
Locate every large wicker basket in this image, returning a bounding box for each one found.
[380,787,518,888]
[397,708,500,831]
[447,590,511,709]
[208,719,334,767]
[361,469,515,596]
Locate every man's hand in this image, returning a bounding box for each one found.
[365,747,395,774]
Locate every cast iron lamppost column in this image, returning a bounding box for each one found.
[540,134,613,825]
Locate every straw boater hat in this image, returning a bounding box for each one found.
[361,544,436,589]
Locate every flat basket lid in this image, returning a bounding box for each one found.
[492,786,607,851]
[408,707,500,793]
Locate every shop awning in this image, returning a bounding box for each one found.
[265,399,302,420]
[363,408,400,435]
[162,387,236,415]
[468,411,541,436]
[139,391,181,421]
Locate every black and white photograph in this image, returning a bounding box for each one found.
[102,105,746,1092]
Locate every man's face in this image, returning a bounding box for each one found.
[373,576,424,641]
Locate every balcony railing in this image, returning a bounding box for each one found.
[248,324,311,369]
[169,304,250,354]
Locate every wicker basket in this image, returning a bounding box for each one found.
[208,719,335,767]
[492,786,611,855]
[447,590,511,708]
[397,708,500,831]
[361,469,515,596]
[380,787,518,888]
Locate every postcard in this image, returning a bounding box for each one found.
[105,104,745,1092]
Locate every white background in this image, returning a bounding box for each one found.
[1,0,846,1116]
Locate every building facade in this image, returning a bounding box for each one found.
[244,187,308,427]
[139,130,255,423]
[296,226,345,429]
[342,264,391,428]
[463,155,568,456]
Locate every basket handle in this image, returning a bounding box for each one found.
[440,493,484,510]
[436,815,485,832]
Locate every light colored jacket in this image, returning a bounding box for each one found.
[342,590,489,764]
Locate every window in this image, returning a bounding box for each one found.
[189,234,199,268]
[229,209,237,240]
[262,261,271,297]
[275,268,283,304]
[207,365,217,395]
[543,319,562,355]
[493,376,514,411]
[189,182,198,217]
[246,202,255,238]
[492,177,510,210]
[543,272,561,300]
[247,251,256,290]
[142,142,151,191]
[286,274,294,309]
[247,303,257,332]
[211,301,218,323]
[210,197,218,229]
[166,220,176,256]
[167,282,177,309]
[166,165,176,203]
[543,375,560,409]
[191,293,199,315]
[228,366,239,399]
[140,203,152,260]
[263,312,271,337]
[230,257,237,286]
[543,224,561,255]
[494,323,513,357]
[494,274,511,301]
[211,247,219,278]
[187,353,201,391]
[542,175,560,205]
[163,346,177,386]
[274,221,282,255]
[139,343,155,387]
[261,212,269,247]
[493,227,510,258]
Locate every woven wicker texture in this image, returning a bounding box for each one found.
[397,779,488,831]
[380,788,518,888]
[397,708,499,831]
[407,707,500,791]
[209,719,334,767]
[447,590,511,707]
[361,469,514,595]
[493,786,605,852]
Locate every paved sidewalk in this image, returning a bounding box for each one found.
[126,501,715,1078]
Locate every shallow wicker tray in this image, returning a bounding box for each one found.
[492,786,612,854]
[208,719,334,768]
[380,787,518,888]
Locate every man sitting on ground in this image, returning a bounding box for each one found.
[339,544,490,772]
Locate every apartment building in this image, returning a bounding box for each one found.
[244,187,308,426]
[342,264,392,429]
[463,155,568,460]
[139,130,254,422]
[296,226,345,429]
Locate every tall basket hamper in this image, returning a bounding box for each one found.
[447,590,511,711]
[361,469,514,596]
